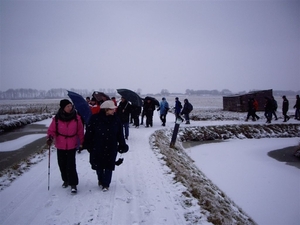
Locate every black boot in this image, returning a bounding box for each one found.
[71,185,77,194]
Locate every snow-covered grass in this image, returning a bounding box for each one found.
[0,113,53,132]
[0,97,299,224]
[151,122,300,224]
[0,99,59,115]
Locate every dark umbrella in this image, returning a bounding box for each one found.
[67,90,92,124]
[144,96,159,106]
[92,91,110,103]
[117,89,143,107]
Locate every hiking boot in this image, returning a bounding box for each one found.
[71,185,77,194]
[62,182,68,188]
[102,186,109,192]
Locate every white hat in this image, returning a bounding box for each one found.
[100,100,117,109]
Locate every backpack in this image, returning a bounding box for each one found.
[188,103,193,113]
[178,101,182,109]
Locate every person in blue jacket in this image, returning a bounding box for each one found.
[157,97,169,126]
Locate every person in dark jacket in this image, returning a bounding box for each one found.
[264,97,273,123]
[245,98,254,121]
[131,104,141,128]
[143,97,156,127]
[174,97,183,122]
[271,96,278,120]
[293,95,300,120]
[83,100,128,191]
[140,100,146,125]
[117,97,132,139]
[181,99,193,124]
[282,96,290,122]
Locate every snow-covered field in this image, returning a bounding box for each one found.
[0,96,299,225]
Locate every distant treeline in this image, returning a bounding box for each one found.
[0,88,299,100]
[0,88,116,100]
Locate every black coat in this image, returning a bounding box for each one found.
[83,110,127,171]
[143,101,155,117]
[181,100,193,115]
[131,105,141,117]
[264,98,273,112]
[117,100,132,123]
[282,98,289,112]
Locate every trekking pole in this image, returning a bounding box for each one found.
[48,145,51,190]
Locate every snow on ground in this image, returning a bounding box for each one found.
[0,117,206,225]
[0,111,299,225]
[185,138,300,225]
[1,134,46,152]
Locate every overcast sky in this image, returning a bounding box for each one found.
[1,0,299,94]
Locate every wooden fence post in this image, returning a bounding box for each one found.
[170,117,183,148]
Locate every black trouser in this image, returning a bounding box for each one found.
[283,110,289,121]
[146,114,153,127]
[57,149,78,186]
[246,109,255,120]
[272,110,278,120]
[160,114,166,125]
[133,115,139,126]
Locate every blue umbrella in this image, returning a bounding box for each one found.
[67,90,92,124]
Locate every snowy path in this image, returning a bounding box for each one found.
[1,112,299,225]
[0,115,191,225]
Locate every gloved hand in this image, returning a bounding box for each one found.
[118,144,129,153]
[115,158,124,166]
[46,137,53,146]
[77,145,84,153]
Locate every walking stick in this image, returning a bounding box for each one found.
[48,145,51,190]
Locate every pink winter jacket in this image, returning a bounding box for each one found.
[47,115,84,150]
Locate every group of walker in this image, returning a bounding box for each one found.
[245,95,300,123]
[46,95,193,194]
[46,99,128,194]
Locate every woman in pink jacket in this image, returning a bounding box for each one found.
[47,99,84,194]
